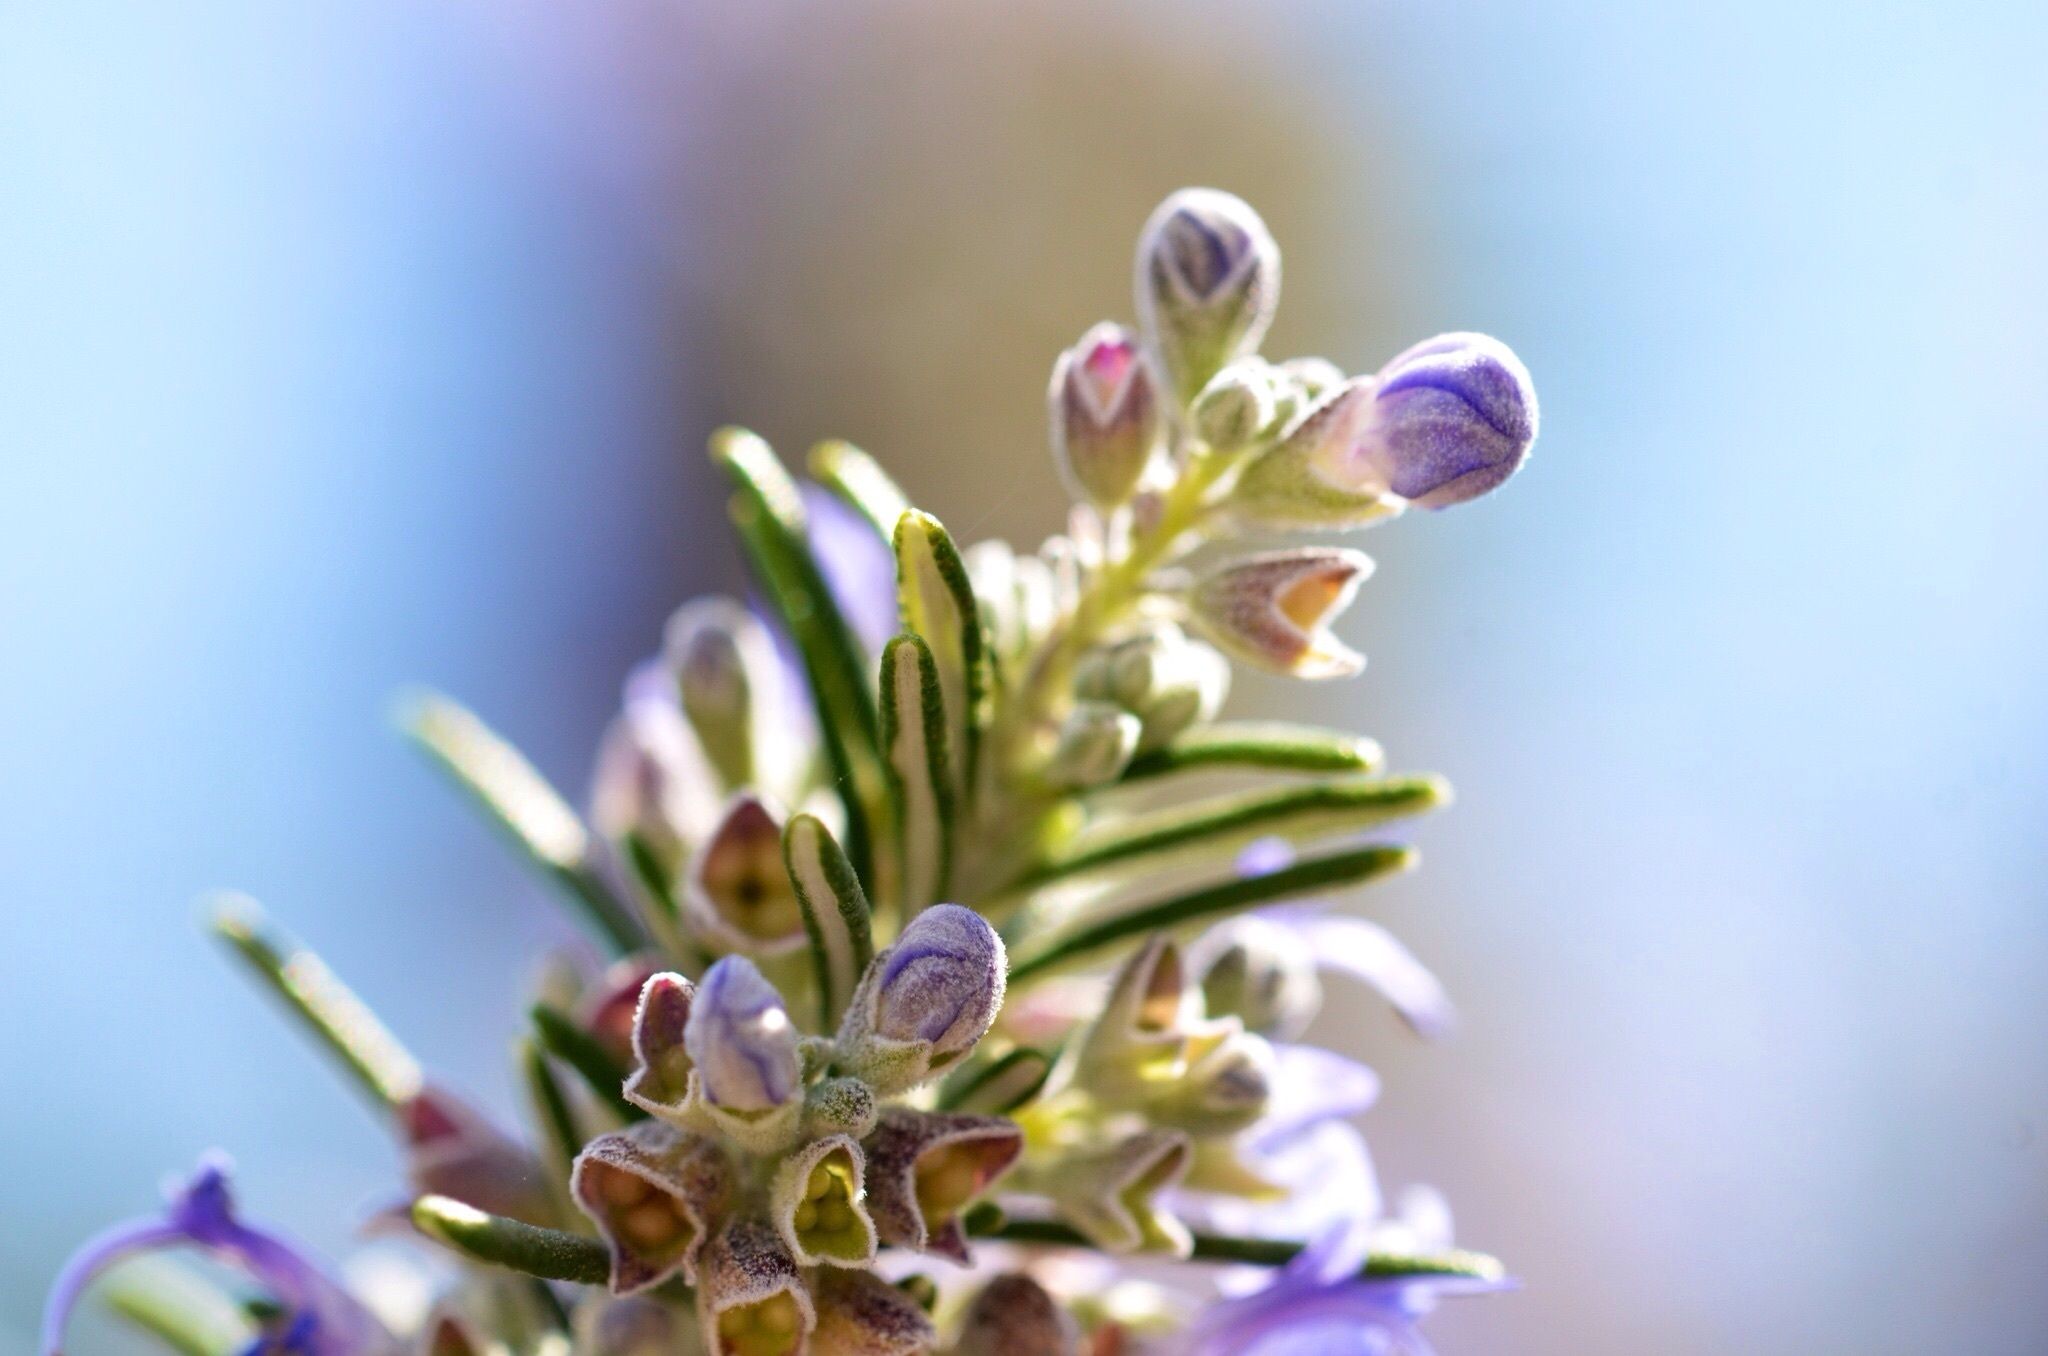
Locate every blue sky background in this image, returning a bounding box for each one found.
[4,3,2044,1353]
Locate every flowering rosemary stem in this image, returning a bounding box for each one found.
[999,446,1231,776]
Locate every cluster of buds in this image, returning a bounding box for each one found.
[49,188,1533,1356]
[568,905,1017,1353]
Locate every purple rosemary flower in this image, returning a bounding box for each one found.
[1176,1216,1507,1356]
[44,1156,397,1356]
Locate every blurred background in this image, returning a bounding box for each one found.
[5,1,2045,1352]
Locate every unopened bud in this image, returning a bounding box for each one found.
[1190,359,1280,451]
[836,905,1005,1095]
[809,1268,938,1356]
[664,599,779,790]
[684,957,801,1112]
[1045,702,1141,789]
[1049,323,1163,510]
[1188,548,1373,679]
[1135,188,1281,406]
[1238,335,1536,520]
[1355,332,1537,507]
[954,1274,1079,1356]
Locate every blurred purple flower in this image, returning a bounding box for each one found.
[1176,1216,1507,1356]
[1238,839,1455,1038]
[800,485,898,655]
[44,1156,397,1356]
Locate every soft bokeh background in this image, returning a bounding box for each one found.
[5,1,2045,1352]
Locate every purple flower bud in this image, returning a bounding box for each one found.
[1188,548,1374,679]
[1049,323,1162,510]
[1291,333,1536,511]
[1363,333,1537,507]
[1135,188,1281,406]
[876,906,1005,1049]
[685,957,801,1111]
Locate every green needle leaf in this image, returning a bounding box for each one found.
[412,1195,610,1285]
[714,427,887,887]
[101,1257,258,1356]
[809,439,911,544]
[518,1034,585,1211]
[1121,722,1385,781]
[530,1003,641,1124]
[965,1212,1504,1282]
[210,895,422,1113]
[401,691,645,956]
[880,633,955,915]
[1007,843,1418,982]
[783,812,875,1030]
[1015,775,1446,890]
[893,509,991,801]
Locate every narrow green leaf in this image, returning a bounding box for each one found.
[713,427,886,886]
[530,1003,640,1124]
[1016,775,1446,890]
[893,509,990,799]
[1007,844,1418,982]
[101,1258,257,1356]
[518,1035,584,1205]
[965,1212,1503,1281]
[880,633,955,915]
[1121,722,1385,782]
[783,812,875,1029]
[809,439,910,543]
[210,895,422,1113]
[412,1195,610,1285]
[401,692,645,955]
[938,1045,1052,1114]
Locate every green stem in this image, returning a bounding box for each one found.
[969,1214,1504,1281]
[994,447,1232,776]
